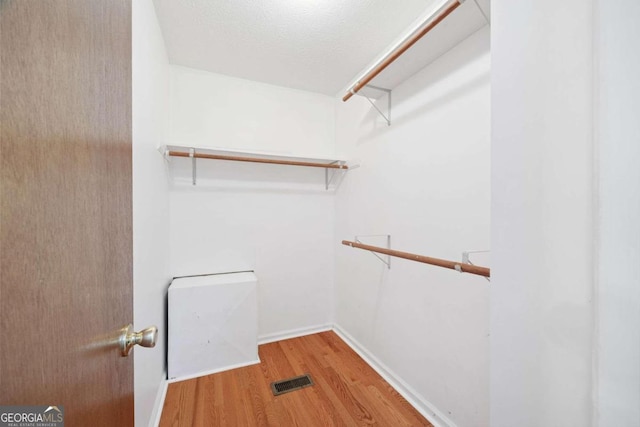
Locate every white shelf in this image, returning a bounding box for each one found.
[159,144,354,189]
[354,0,489,98]
[160,144,350,167]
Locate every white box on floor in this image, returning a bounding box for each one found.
[168,271,259,381]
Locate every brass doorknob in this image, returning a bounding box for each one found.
[119,324,158,357]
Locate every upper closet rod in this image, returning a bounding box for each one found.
[342,0,464,102]
[167,150,348,170]
[342,240,490,278]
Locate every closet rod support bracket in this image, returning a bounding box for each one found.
[158,146,173,163]
[357,85,392,126]
[354,234,391,269]
[189,148,196,186]
[325,161,347,190]
[462,249,491,282]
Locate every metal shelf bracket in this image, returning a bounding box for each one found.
[354,234,391,269]
[325,161,348,190]
[159,146,172,162]
[462,249,490,281]
[356,85,392,126]
[189,148,197,185]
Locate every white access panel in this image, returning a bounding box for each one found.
[168,271,258,382]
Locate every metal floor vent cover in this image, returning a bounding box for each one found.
[270,374,314,396]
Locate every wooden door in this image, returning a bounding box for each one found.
[0,0,134,425]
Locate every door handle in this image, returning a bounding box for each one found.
[119,324,158,357]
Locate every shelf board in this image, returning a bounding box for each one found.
[160,144,351,170]
[359,0,488,95]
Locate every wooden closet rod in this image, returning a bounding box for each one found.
[168,151,348,170]
[342,0,463,102]
[342,240,490,278]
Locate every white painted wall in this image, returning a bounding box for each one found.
[169,66,335,157]
[132,1,171,426]
[167,68,336,339]
[595,0,640,425]
[334,27,491,427]
[491,2,594,426]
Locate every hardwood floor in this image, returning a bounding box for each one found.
[160,331,432,426]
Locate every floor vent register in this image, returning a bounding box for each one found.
[270,374,314,396]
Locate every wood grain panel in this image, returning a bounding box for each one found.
[160,332,432,426]
[0,0,133,425]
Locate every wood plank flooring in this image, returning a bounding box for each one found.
[160,331,432,426]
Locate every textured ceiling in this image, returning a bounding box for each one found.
[152,0,441,95]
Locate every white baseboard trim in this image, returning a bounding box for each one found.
[332,324,457,427]
[168,358,261,384]
[258,323,332,345]
[150,372,168,427]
